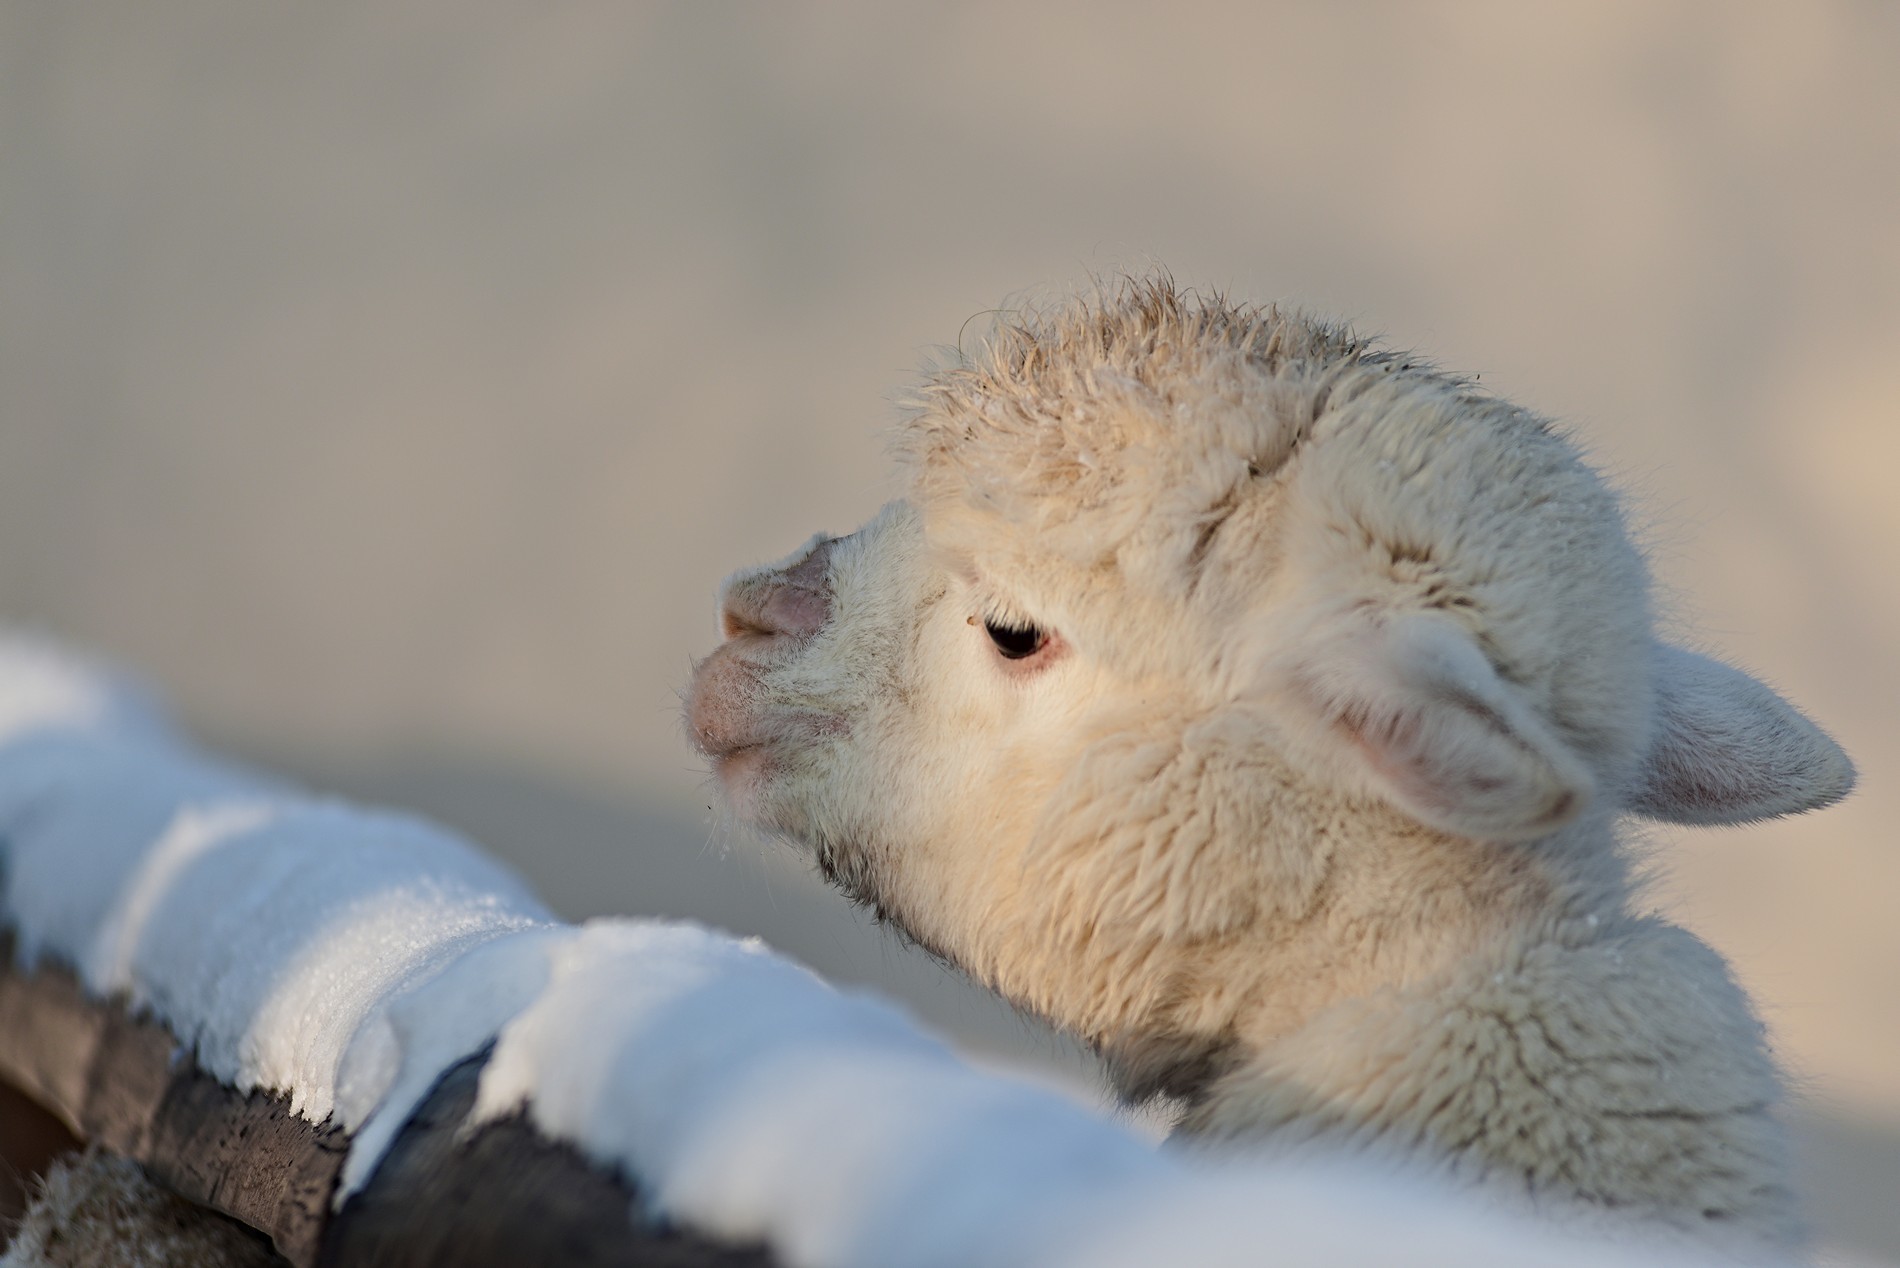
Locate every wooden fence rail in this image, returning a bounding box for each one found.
[0,933,774,1267]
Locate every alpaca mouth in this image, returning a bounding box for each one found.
[684,644,766,759]
[685,647,848,771]
[702,719,847,832]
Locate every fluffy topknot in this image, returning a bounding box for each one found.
[900,277,1404,558]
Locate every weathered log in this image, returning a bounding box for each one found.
[0,938,775,1268]
[0,1079,80,1236]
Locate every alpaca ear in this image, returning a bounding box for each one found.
[1627,644,1855,825]
[1287,612,1594,843]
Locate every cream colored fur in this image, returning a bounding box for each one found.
[687,277,1854,1256]
[2,1152,281,1268]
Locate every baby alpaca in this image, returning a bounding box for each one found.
[687,277,1853,1254]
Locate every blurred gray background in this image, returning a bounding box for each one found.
[1,3,1895,1259]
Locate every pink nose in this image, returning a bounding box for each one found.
[718,536,834,643]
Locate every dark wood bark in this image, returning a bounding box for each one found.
[0,939,775,1268]
[0,1079,81,1241]
[321,1055,770,1268]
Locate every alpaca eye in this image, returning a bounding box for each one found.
[983,618,1047,660]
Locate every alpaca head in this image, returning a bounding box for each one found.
[685,278,1853,1093]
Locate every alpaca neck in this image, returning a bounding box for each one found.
[1066,807,1617,1106]
[1167,887,1799,1252]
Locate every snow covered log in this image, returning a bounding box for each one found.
[0,641,775,1267]
[0,951,788,1267]
[0,637,1771,1268]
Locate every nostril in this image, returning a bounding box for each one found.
[780,537,834,590]
[759,583,829,639]
[718,606,763,642]
[717,537,836,642]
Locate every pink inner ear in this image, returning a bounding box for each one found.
[1338,702,1419,780]
[1341,709,1438,815]
[1306,617,1593,842]
[1340,706,1500,822]
[1340,700,1586,839]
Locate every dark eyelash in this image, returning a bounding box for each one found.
[983,618,1046,660]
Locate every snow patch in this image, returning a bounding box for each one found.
[335,924,570,1196]
[466,919,1174,1266]
[0,633,167,746]
[86,800,279,993]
